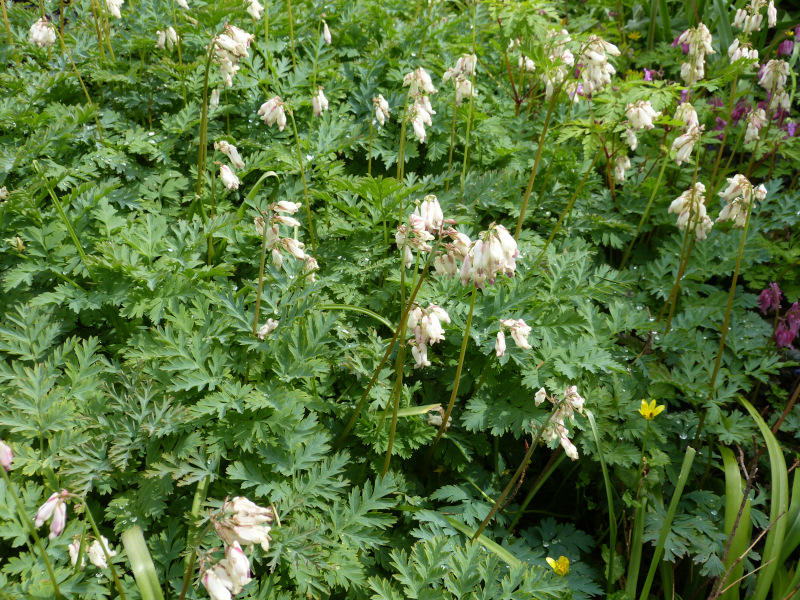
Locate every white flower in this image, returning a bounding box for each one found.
[272,200,302,213]
[461,224,519,289]
[671,124,703,165]
[677,23,714,84]
[0,186,7,200]
[412,114,427,143]
[106,0,124,19]
[247,0,264,20]
[759,59,790,91]
[614,154,631,184]
[745,108,766,143]
[210,88,221,110]
[403,67,437,95]
[770,89,790,112]
[304,256,319,282]
[411,341,431,369]
[768,1,777,27]
[68,537,85,568]
[668,182,714,240]
[535,388,547,406]
[50,502,67,540]
[625,100,660,131]
[561,436,579,460]
[88,536,116,569]
[413,195,444,233]
[281,237,306,260]
[29,18,56,47]
[214,498,274,551]
[215,140,245,169]
[155,29,166,50]
[717,174,764,227]
[257,319,279,339]
[258,96,287,131]
[220,165,240,190]
[0,440,11,471]
[580,35,620,96]
[312,87,329,117]
[624,128,638,151]
[500,319,532,350]
[177,0,188,8]
[165,27,178,52]
[221,542,252,592]
[495,331,506,357]
[427,411,452,429]
[273,214,301,228]
[373,94,390,126]
[322,20,331,45]
[202,570,233,600]
[454,76,474,106]
[728,38,759,65]
[674,102,699,130]
[443,53,477,81]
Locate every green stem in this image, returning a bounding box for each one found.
[457,1,478,203]
[88,0,107,63]
[307,21,322,148]
[426,288,477,463]
[532,152,599,266]
[317,303,393,331]
[286,0,296,69]
[0,468,64,599]
[177,522,214,600]
[381,343,406,475]
[288,109,317,259]
[587,410,617,593]
[514,87,561,240]
[445,84,458,190]
[1,0,21,67]
[368,101,375,176]
[709,76,738,190]
[263,0,269,54]
[83,502,127,600]
[619,151,669,270]
[252,211,271,336]
[505,448,565,532]
[34,162,96,281]
[194,43,216,201]
[170,0,187,105]
[638,446,697,600]
[396,89,413,181]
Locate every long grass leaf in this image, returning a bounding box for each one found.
[587,410,617,591]
[718,445,752,600]
[120,526,165,600]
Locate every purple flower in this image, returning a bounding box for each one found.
[788,302,800,332]
[787,121,797,137]
[714,116,728,130]
[644,68,654,81]
[795,26,800,41]
[758,63,766,81]
[731,100,749,124]
[758,283,782,314]
[776,322,795,348]
[680,89,690,104]
[709,97,724,110]
[779,40,794,56]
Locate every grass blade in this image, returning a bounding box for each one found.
[718,445,752,600]
[587,410,617,592]
[120,525,165,600]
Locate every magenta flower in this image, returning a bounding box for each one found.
[758,283,782,314]
[644,68,654,81]
[731,100,749,124]
[709,97,724,110]
[787,122,798,137]
[779,40,794,56]
[776,322,794,348]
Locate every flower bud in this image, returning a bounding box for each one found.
[220,165,240,190]
[0,440,12,471]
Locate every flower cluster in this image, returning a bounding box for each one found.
[671,102,703,165]
[247,0,263,20]
[542,29,574,100]
[623,100,660,153]
[668,182,714,241]
[459,223,519,289]
[215,140,245,170]
[758,282,782,314]
[613,154,631,184]
[677,23,714,85]
[258,96,287,131]
[373,94,390,126]
[407,304,450,368]
[68,535,117,570]
[396,195,443,268]
[403,68,437,143]
[535,386,585,460]
[155,27,179,52]
[35,490,70,540]
[214,26,254,87]
[508,39,535,73]
[29,18,56,48]
[312,87,329,117]
[106,0,124,19]
[776,302,800,348]
[257,318,279,340]
[579,35,620,96]
[744,107,767,143]
[716,174,766,226]
[442,54,476,107]
[203,497,273,600]
[254,200,315,274]
[759,59,790,92]
[495,318,532,357]
[433,229,471,278]
[728,38,759,66]
[733,1,777,34]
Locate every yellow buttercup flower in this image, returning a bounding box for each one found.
[639,399,665,420]
[628,30,642,41]
[546,556,570,576]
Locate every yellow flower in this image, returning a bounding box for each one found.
[639,399,665,420]
[546,556,570,576]
[628,31,642,41]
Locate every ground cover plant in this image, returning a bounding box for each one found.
[2,0,800,598]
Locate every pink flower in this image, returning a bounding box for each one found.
[0,440,12,471]
[758,283,781,314]
[776,322,795,348]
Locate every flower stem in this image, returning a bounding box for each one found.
[426,287,477,465]
[457,0,478,203]
[88,0,108,63]
[307,21,322,148]
[1,0,21,67]
[82,502,127,600]
[170,0,187,106]
[177,522,214,600]
[252,211,271,336]
[286,0,296,69]
[194,43,217,208]
[263,0,269,54]
[288,109,317,259]
[709,75,738,188]
[381,343,406,476]
[619,150,669,270]
[368,102,375,176]
[0,468,64,599]
[445,84,458,190]
[472,404,559,539]
[514,88,561,241]
[396,89,413,181]
[532,152,599,266]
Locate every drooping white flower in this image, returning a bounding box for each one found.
[165,27,178,52]
[668,182,714,240]
[215,140,245,169]
[68,537,86,568]
[222,542,252,591]
[202,569,233,600]
[759,59,790,91]
[281,237,306,260]
[728,38,759,65]
[495,331,506,357]
[614,154,631,184]
[411,341,431,369]
[210,89,221,110]
[247,0,264,20]
[87,536,116,569]
[671,124,703,165]
[304,256,319,282]
[29,18,56,47]
[499,319,532,350]
[461,224,519,289]
[220,165,240,190]
[674,102,699,131]
[177,0,189,9]
[716,174,766,227]
[257,319,279,339]
[767,1,777,28]
[745,108,767,143]
[106,0,124,19]
[258,96,287,131]
[733,7,763,34]
[373,94,390,126]
[534,388,547,406]
[580,35,620,96]
[625,100,660,131]
[0,440,12,471]
[413,195,444,233]
[312,87,329,117]
[770,89,791,112]
[155,29,166,50]
[214,497,274,551]
[443,53,477,82]
[624,128,638,151]
[322,20,331,45]
[677,23,714,85]
[403,67,437,95]
[35,490,69,539]
[272,200,301,213]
